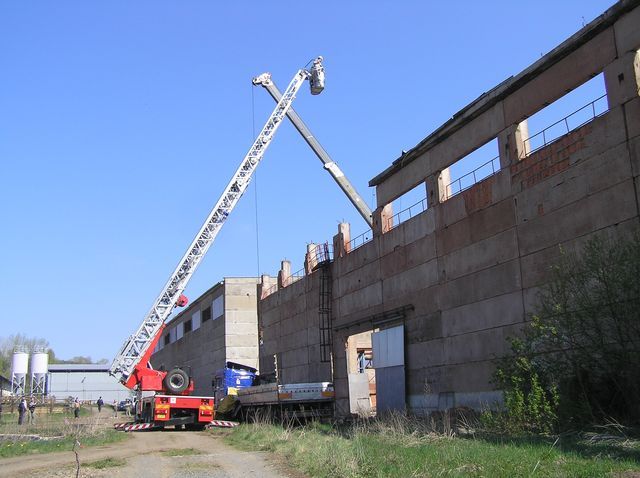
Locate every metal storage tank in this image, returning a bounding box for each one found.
[31,349,49,395]
[11,348,29,396]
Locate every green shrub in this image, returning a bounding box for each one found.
[493,232,640,431]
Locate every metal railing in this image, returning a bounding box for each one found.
[445,155,500,199]
[522,94,608,157]
[387,197,428,231]
[348,229,373,252]
[261,244,333,298]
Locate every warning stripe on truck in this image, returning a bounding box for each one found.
[208,420,239,428]
[113,422,135,430]
[123,423,154,432]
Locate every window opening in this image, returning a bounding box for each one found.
[522,73,607,156]
[388,183,428,230]
[445,139,499,199]
[202,306,212,322]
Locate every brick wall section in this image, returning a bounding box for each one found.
[511,123,593,190]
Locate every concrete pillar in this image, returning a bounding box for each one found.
[333,222,351,258]
[426,169,450,205]
[439,168,451,200]
[278,260,291,288]
[259,274,277,299]
[497,122,529,167]
[304,243,318,274]
[372,203,393,236]
[604,50,640,107]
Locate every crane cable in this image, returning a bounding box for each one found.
[252,84,261,277]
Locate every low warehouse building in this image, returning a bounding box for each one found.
[47,364,131,403]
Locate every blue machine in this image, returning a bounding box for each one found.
[213,362,257,404]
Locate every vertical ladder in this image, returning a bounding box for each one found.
[317,244,333,363]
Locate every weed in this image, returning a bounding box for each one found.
[84,457,127,469]
[161,448,203,457]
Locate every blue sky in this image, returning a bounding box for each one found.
[0,1,614,361]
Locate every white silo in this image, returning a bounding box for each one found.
[31,348,49,395]
[11,347,29,396]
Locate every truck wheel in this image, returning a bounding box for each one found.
[164,368,189,394]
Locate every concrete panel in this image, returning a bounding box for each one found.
[626,98,640,147]
[380,246,407,278]
[441,291,524,337]
[404,208,436,243]
[380,221,406,256]
[382,260,439,302]
[515,143,633,224]
[348,373,372,415]
[444,324,520,365]
[435,190,468,229]
[517,180,638,255]
[406,311,443,343]
[436,199,516,256]
[614,5,640,54]
[504,29,616,125]
[338,240,379,276]
[338,281,383,316]
[443,360,497,393]
[438,259,522,310]
[405,233,437,270]
[604,51,640,107]
[442,229,519,281]
[406,339,444,369]
[225,322,258,336]
[336,261,380,296]
[224,334,258,348]
[281,347,309,368]
[225,294,257,311]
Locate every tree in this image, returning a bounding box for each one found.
[495,232,640,428]
[0,334,52,378]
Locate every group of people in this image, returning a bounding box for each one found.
[14,395,130,424]
[17,397,37,425]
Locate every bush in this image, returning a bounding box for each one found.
[494,232,640,431]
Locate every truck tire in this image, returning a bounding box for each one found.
[164,368,189,394]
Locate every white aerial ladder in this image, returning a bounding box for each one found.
[110,58,326,390]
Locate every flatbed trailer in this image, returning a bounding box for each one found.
[236,382,334,421]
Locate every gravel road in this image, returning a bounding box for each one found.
[0,429,298,478]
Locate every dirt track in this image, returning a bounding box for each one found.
[0,429,296,478]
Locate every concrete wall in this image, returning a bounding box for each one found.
[151,277,259,396]
[258,1,640,417]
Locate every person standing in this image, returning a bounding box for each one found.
[18,397,27,425]
[113,399,118,418]
[73,398,80,418]
[28,397,36,424]
[97,396,104,413]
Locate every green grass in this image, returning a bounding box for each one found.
[161,448,203,457]
[0,429,128,459]
[84,457,127,469]
[224,423,640,478]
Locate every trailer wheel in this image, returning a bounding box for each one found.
[164,368,189,394]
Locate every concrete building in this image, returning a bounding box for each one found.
[151,277,261,397]
[258,0,640,417]
[47,364,131,403]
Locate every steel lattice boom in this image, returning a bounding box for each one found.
[111,61,321,386]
